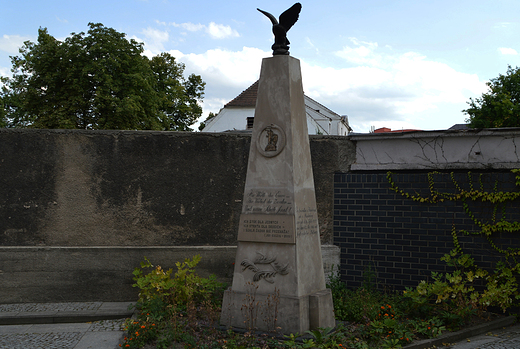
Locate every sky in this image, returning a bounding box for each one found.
[2,0,520,133]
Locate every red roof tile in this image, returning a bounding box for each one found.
[374,127,420,133]
[225,81,259,108]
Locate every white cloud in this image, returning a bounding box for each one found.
[141,27,169,55]
[131,28,170,57]
[305,37,319,55]
[202,97,228,114]
[494,22,513,29]
[498,47,518,55]
[0,66,10,78]
[0,34,32,54]
[169,46,268,89]
[169,46,268,129]
[172,22,205,32]
[170,22,239,39]
[335,38,382,66]
[206,22,239,39]
[302,38,488,132]
[170,37,487,134]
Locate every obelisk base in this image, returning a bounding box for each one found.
[220,288,334,334]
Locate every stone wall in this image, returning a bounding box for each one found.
[3,127,520,301]
[1,129,250,247]
[1,246,237,303]
[0,129,352,303]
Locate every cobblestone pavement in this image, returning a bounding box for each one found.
[89,319,127,332]
[0,319,127,349]
[0,302,103,313]
[0,332,84,349]
[446,324,520,349]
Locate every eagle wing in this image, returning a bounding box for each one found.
[257,8,278,25]
[278,3,302,32]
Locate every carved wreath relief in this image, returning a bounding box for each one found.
[256,124,286,158]
[241,252,289,283]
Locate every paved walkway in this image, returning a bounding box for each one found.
[1,301,520,349]
[444,323,520,349]
[0,302,134,349]
[402,315,520,349]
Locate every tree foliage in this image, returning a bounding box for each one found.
[198,111,217,131]
[0,23,205,130]
[464,65,520,128]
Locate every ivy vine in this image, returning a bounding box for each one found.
[386,169,520,256]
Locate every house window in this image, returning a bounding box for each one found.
[246,117,255,129]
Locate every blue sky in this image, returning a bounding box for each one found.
[2,0,520,132]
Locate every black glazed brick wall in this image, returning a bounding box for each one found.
[333,171,520,290]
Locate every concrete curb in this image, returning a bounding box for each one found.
[403,315,517,349]
[0,302,134,325]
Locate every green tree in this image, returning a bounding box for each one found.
[0,23,205,130]
[198,111,217,131]
[464,65,520,128]
[150,52,205,131]
[0,78,7,127]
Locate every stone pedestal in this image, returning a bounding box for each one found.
[220,55,335,334]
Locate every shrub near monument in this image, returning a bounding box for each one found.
[124,253,513,348]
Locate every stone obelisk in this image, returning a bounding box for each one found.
[220,54,335,334]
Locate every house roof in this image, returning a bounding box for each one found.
[374,127,421,133]
[448,124,470,130]
[225,80,343,119]
[225,81,259,107]
[205,80,352,135]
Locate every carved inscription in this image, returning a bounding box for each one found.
[243,188,293,215]
[295,207,319,237]
[238,214,295,244]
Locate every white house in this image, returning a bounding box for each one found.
[203,81,352,135]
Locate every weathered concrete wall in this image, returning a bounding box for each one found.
[0,129,352,303]
[0,246,236,303]
[1,129,250,247]
[351,128,520,170]
[0,245,340,303]
[0,129,354,248]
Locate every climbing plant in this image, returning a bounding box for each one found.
[386,169,520,256]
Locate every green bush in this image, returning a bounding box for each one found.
[327,270,381,322]
[121,255,225,348]
[132,255,224,308]
[121,253,516,348]
[326,268,451,348]
[404,249,520,323]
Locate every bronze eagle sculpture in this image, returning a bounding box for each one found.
[257,3,302,55]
